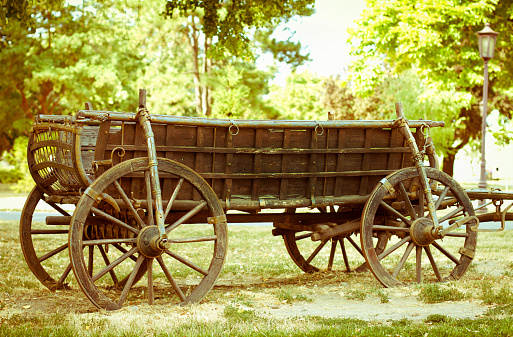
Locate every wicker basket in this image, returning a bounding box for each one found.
[27,118,87,195]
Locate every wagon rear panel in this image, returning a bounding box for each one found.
[95,120,422,210]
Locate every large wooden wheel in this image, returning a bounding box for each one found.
[283,207,365,273]
[69,158,228,310]
[20,186,74,290]
[361,167,477,287]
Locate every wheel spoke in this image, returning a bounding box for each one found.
[165,201,207,233]
[37,243,68,263]
[57,263,72,287]
[372,225,410,233]
[398,182,417,219]
[91,207,140,235]
[379,201,412,226]
[88,246,94,277]
[165,250,208,276]
[378,236,411,260]
[346,235,364,256]
[328,240,337,271]
[156,256,186,302]
[432,241,461,266]
[45,201,71,217]
[168,235,217,244]
[31,229,69,234]
[392,241,414,278]
[114,181,144,228]
[98,245,119,286]
[306,239,328,264]
[424,246,442,281]
[445,232,469,238]
[113,243,138,262]
[117,254,145,307]
[416,245,422,283]
[438,206,465,224]
[340,239,351,271]
[434,186,450,210]
[418,185,425,218]
[147,258,154,305]
[163,178,184,221]
[82,238,137,246]
[92,246,138,282]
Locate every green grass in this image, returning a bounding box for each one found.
[275,286,311,303]
[5,314,513,337]
[6,219,513,336]
[418,283,466,303]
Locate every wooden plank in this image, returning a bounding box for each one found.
[359,129,372,196]
[251,128,263,201]
[307,129,318,203]
[193,126,204,201]
[279,129,291,200]
[334,129,345,197]
[103,144,411,155]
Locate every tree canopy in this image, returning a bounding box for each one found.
[348,0,513,175]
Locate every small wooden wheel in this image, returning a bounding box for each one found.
[283,206,365,273]
[361,167,477,287]
[69,158,228,310]
[20,186,74,290]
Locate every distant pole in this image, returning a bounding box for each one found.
[476,23,499,192]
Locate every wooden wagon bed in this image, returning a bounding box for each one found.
[30,111,443,213]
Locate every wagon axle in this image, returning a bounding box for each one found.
[137,226,169,258]
[409,218,441,246]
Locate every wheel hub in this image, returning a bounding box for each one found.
[410,218,437,246]
[137,226,166,258]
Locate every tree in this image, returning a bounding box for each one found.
[348,0,513,176]
[0,1,151,154]
[268,71,325,120]
[164,0,315,58]
[167,3,313,117]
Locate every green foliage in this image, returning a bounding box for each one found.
[418,283,466,303]
[164,0,315,58]
[347,0,513,174]
[268,71,326,120]
[2,136,32,192]
[211,65,252,119]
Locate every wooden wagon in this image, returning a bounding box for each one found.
[21,90,510,310]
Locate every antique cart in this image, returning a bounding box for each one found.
[20,90,512,310]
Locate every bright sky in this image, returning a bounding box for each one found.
[266,0,366,83]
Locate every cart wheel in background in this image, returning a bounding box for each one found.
[283,206,365,273]
[69,158,227,310]
[20,186,74,290]
[361,167,477,287]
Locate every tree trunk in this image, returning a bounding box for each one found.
[202,37,212,117]
[190,17,202,116]
[442,152,456,177]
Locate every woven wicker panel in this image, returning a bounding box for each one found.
[28,121,84,195]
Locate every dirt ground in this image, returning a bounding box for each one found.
[0,271,493,324]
